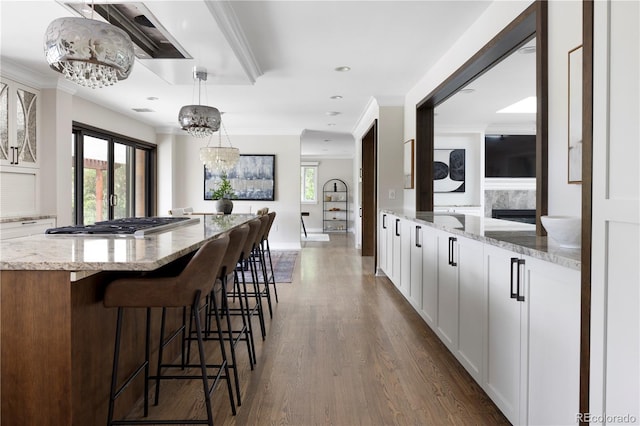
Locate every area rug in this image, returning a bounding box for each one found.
[301,233,330,242]
[266,250,298,283]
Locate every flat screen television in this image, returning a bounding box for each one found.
[485,134,536,178]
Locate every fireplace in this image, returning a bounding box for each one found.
[491,209,536,224]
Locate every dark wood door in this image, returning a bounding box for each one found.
[361,121,377,259]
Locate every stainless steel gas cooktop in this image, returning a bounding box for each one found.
[45,216,199,237]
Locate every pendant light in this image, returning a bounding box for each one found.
[200,121,240,172]
[178,67,221,138]
[44,15,135,89]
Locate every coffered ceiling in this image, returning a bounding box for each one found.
[0,0,495,157]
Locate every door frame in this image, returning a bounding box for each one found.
[361,120,377,261]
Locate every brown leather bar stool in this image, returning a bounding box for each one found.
[253,214,274,318]
[262,211,279,304]
[203,224,252,407]
[229,218,267,343]
[103,235,233,426]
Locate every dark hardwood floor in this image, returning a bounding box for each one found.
[123,233,509,425]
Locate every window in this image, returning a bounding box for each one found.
[300,162,318,203]
[72,123,156,225]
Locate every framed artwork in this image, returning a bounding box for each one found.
[568,45,583,184]
[404,139,414,189]
[204,154,275,201]
[434,149,465,193]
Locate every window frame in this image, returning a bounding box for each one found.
[300,162,319,204]
[72,122,156,225]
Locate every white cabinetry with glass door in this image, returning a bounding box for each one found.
[0,78,40,217]
[484,244,580,425]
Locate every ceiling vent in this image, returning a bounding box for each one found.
[63,2,191,60]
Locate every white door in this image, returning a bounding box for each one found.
[391,216,402,287]
[409,222,423,309]
[379,212,389,274]
[590,0,640,421]
[420,225,438,327]
[399,219,412,297]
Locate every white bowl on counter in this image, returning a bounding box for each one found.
[541,215,581,248]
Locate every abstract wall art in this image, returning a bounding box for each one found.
[434,149,466,193]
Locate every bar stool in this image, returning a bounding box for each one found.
[262,211,279,304]
[229,218,267,343]
[253,214,274,318]
[203,224,252,407]
[103,235,233,426]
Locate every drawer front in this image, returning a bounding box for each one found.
[0,218,55,240]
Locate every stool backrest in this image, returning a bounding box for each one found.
[256,207,269,216]
[104,234,229,308]
[265,211,276,239]
[257,214,270,244]
[218,224,249,278]
[241,218,262,260]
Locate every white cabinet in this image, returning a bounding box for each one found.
[485,245,580,425]
[0,77,40,217]
[436,230,485,382]
[0,217,55,240]
[399,219,411,296]
[485,245,524,424]
[379,212,391,275]
[524,256,580,426]
[420,225,438,327]
[390,215,402,287]
[0,78,39,168]
[409,223,423,310]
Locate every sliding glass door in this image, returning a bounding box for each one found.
[72,124,155,225]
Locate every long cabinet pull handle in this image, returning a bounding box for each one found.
[517,259,526,302]
[395,219,400,237]
[10,147,16,164]
[415,226,422,248]
[449,237,458,267]
[21,221,37,225]
[382,214,387,229]
[510,257,518,299]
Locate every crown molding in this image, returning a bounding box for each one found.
[204,0,263,84]
[0,59,50,89]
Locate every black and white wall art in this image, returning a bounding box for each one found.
[434,149,466,193]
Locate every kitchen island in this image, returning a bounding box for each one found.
[0,214,255,425]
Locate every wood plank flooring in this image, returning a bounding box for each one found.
[123,233,509,425]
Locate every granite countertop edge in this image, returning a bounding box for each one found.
[382,209,581,271]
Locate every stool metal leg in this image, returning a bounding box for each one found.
[192,291,215,426]
[107,308,124,426]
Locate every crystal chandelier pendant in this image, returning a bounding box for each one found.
[44,17,135,89]
[200,122,240,172]
[179,68,221,138]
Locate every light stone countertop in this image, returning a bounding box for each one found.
[0,214,255,272]
[0,214,57,223]
[383,210,581,271]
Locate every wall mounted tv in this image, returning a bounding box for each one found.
[485,134,536,178]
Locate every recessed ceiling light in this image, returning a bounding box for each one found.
[132,108,154,113]
[459,88,475,94]
[330,95,343,100]
[334,66,351,72]
[327,123,336,126]
[322,149,329,152]
[326,111,341,116]
[323,139,332,142]
[146,96,159,101]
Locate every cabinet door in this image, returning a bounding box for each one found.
[0,78,39,168]
[378,212,389,275]
[484,245,523,425]
[436,230,458,351]
[399,219,411,296]
[456,236,484,383]
[409,223,423,309]
[524,256,580,425]
[390,216,402,287]
[420,225,438,327]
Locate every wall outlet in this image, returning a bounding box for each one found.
[389,189,396,199]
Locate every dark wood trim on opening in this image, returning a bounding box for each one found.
[415,1,548,237]
[580,0,594,422]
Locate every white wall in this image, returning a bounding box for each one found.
[378,106,405,213]
[300,158,354,233]
[170,133,301,250]
[547,0,582,216]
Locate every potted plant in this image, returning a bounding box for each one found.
[211,173,236,214]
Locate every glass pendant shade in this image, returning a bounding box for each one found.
[179,68,220,138]
[44,17,135,89]
[179,105,221,138]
